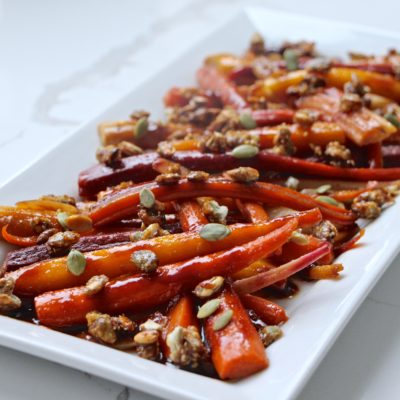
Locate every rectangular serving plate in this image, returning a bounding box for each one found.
[1,7,400,400]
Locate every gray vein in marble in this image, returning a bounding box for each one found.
[116,387,130,400]
[30,0,240,127]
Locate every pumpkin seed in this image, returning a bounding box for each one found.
[283,48,299,71]
[139,188,155,209]
[316,184,332,194]
[290,231,310,245]
[134,117,149,139]
[193,276,224,299]
[231,144,259,159]
[384,113,400,128]
[67,249,86,276]
[199,223,231,241]
[197,299,221,319]
[316,195,344,208]
[57,211,69,230]
[239,112,257,129]
[134,329,159,345]
[286,176,299,190]
[213,309,233,331]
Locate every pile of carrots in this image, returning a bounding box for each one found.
[1,34,400,381]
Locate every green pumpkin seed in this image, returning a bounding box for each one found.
[283,49,299,71]
[213,309,233,331]
[67,249,86,276]
[316,184,332,194]
[316,195,344,208]
[384,113,400,128]
[286,176,299,190]
[134,117,149,139]
[199,223,231,241]
[231,144,259,159]
[239,112,257,129]
[197,298,221,319]
[57,211,69,230]
[139,188,155,209]
[290,231,310,245]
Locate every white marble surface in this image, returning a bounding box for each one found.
[1,0,400,399]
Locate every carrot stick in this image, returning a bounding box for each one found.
[160,295,198,359]
[204,288,268,380]
[233,242,331,294]
[89,179,355,227]
[367,143,383,168]
[176,201,208,232]
[34,219,298,327]
[10,220,290,296]
[240,294,288,325]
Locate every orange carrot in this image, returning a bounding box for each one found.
[204,288,268,380]
[176,201,208,232]
[240,294,288,325]
[236,200,268,223]
[1,225,37,247]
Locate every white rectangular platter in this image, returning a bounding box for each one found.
[1,6,400,400]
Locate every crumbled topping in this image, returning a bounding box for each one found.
[293,109,319,126]
[0,277,21,313]
[46,231,80,256]
[201,131,228,153]
[344,73,370,97]
[224,167,260,183]
[131,250,159,273]
[281,40,315,57]
[351,188,393,219]
[130,110,150,121]
[287,74,326,97]
[201,199,228,224]
[130,223,169,242]
[207,109,240,133]
[117,141,143,156]
[187,170,210,183]
[258,325,283,347]
[249,32,265,55]
[193,276,224,299]
[272,126,296,156]
[166,326,206,368]
[84,275,109,296]
[225,130,259,148]
[324,141,355,167]
[156,172,181,185]
[96,145,123,168]
[30,216,52,234]
[340,93,363,113]
[36,228,59,245]
[157,141,176,157]
[86,311,117,344]
[312,220,338,242]
[305,58,332,72]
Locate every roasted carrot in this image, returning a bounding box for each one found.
[240,294,288,325]
[9,220,292,296]
[335,228,365,255]
[204,288,268,380]
[89,179,355,227]
[1,224,37,247]
[367,142,383,168]
[236,200,268,223]
[34,219,298,327]
[161,295,198,358]
[231,259,275,280]
[176,201,208,232]
[308,263,344,280]
[197,65,248,109]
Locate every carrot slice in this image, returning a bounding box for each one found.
[1,224,37,247]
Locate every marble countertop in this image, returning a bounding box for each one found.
[1,0,400,399]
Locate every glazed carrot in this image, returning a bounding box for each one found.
[34,219,298,327]
[15,199,78,214]
[233,242,331,294]
[176,201,208,232]
[252,109,295,126]
[1,225,37,247]
[257,151,400,181]
[231,259,275,280]
[197,65,248,109]
[331,61,396,75]
[335,228,365,255]
[331,188,368,203]
[240,294,288,325]
[9,220,291,296]
[236,200,268,223]
[204,288,268,380]
[325,67,400,102]
[308,263,344,280]
[254,123,346,151]
[89,179,355,227]
[161,295,198,358]
[272,235,334,265]
[78,152,159,198]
